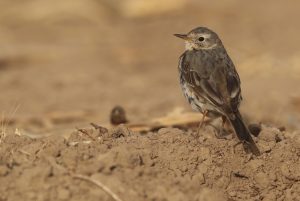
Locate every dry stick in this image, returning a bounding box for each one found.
[18,149,31,156]
[73,174,123,201]
[76,128,96,141]
[90,122,108,133]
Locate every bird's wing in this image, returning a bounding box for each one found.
[180,51,242,113]
[180,53,224,108]
[226,68,242,110]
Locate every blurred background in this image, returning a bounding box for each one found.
[0,0,300,132]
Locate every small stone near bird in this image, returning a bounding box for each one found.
[248,123,262,137]
[110,106,128,125]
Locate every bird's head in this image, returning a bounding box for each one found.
[174,27,223,50]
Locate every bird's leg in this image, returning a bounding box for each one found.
[221,116,227,128]
[197,110,208,134]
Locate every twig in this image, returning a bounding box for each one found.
[76,128,96,141]
[233,171,248,179]
[18,149,31,156]
[73,174,123,201]
[35,141,48,155]
[90,123,108,133]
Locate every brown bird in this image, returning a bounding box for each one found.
[174,27,260,156]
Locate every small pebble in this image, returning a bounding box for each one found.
[110,105,128,125]
[248,123,262,137]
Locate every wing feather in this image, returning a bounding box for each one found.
[180,50,242,114]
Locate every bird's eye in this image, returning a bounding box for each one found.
[198,37,205,42]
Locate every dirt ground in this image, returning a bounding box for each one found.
[0,0,300,200]
[1,125,299,201]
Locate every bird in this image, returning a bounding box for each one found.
[174,27,260,156]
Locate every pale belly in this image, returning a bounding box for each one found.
[180,81,223,118]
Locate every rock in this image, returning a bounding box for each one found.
[248,123,262,137]
[110,105,128,125]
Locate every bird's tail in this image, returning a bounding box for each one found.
[228,111,260,156]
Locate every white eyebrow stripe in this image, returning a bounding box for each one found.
[201,33,211,38]
[190,33,211,38]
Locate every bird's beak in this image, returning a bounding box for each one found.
[174,34,189,40]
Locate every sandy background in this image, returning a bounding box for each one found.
[0,0,299,200]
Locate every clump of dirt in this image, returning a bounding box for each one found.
[0,124,299,201]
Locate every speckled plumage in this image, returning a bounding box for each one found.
[179,45,242,117]
[175,27,260,155]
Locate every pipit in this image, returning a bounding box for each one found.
[174,27,260,156]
